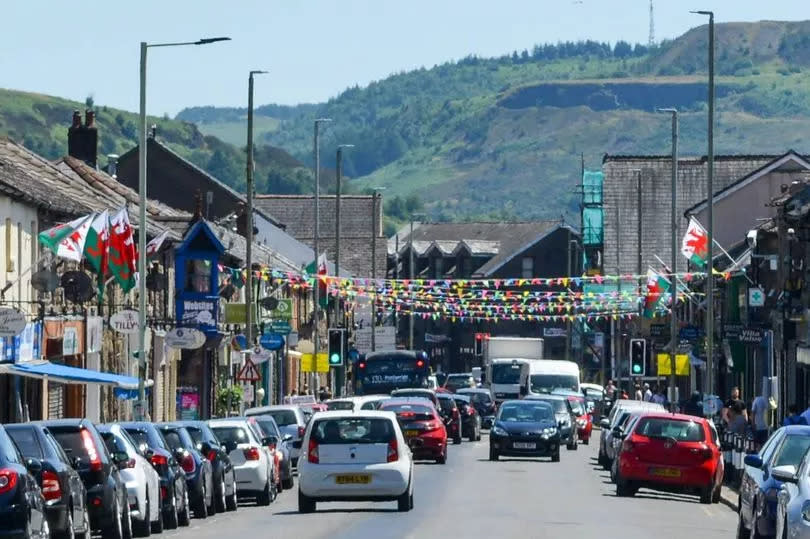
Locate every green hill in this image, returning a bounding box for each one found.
[178,20,810,224]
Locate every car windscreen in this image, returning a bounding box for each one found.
[463,392,492,405]
[530,374,578,393]
[265,410,298,427]
[437,398,456,413]
[584,388,604,400]
[492,363,522,384]
[363,356,422,375]
[635,418,705,442]
[211,426,251,446]
[311,418,394,444]
[253,418,280,438]
[382,403,435,421]
[498,403,553,422]
[773,435,810,468]
[326,401,355,411]
[161,430,184,451]
[7,428,43,459]
[566,397,586,415]
[446,376,471,388]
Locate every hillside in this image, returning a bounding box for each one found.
[179,20,810,223]
[0,88,313,198]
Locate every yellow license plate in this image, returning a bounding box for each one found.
[404,430,420,437]
[649,467,681,478]
[335,474,371,485]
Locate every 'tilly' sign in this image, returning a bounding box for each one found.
[110,310,139,334]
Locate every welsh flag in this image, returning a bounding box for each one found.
[643,269,670,319]
[38,214,92,257]
[108,209,137,293]
[681,217,709,268]
[56,213,93,262]
[83,211,109,274]
[305,253,328,307]
[145,230,169,258]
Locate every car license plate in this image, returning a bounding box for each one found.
[513,442,536,450]
[404,430,420,437]
[335,474,371,485]
[649,467,681,478]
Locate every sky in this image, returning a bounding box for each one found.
[3,1,810,116]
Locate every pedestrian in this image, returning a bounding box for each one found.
[605,380,616,400]
[683,391,704,418]
[784,404,808,426]
[643,383,653,402]
[722,386,747,425]
[318,386,328,402]
[728,401,748,435]
[750,394,770,449]
[634,383,643,401]
[652,385,666,405]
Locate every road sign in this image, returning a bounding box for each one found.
[270,320,292,334]
[749,287,765,307]
[236,357,261,382]
[354,326,396,354]
[260,332,285,351]
[271,299,292,320]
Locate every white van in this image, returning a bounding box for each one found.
[526,360,580,395]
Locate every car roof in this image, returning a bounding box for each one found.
[381,398,436,408]
[526,394,565,401]
[501,399,553,408]
[38,418,90,427]
[307,410,397,420]
[392,388,435,394]
[245,404,303,414]
[435,392,455,399]
[456,388,489,393]
[208,418,253,427]
[446,373,472,377]
[451,394,471,402]
[635,412,709,422]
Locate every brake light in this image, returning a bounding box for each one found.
[41,470,62,501]
[466,407,475,416]
[424,422,440,431]
[696,445,714,461]
[0,469,18,495]
[80,428,102,472]
[399,412,415,418]
[206,450,217,462]
[180,453,195,474]
[452,408,459,420]
[387,438,399,463]
[298,426,306,438]
[307,439,319,464]
[150,454,168,467]
[358,362,366,369]
[416,359,425,368]
[243,447,261,461]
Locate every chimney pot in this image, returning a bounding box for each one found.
[71,110,82,128]
[85,109,95,128]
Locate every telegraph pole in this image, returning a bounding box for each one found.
[659,108,679,406]
[312,118,331,393]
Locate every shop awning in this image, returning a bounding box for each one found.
[0,361,152,390]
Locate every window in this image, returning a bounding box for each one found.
[311,418,394,444]
[635,418,705,442]
[0,428,21,463]
[185,258,211,293]
[521,256,534,278]
[772,435,810,468]
[7,428,43,459]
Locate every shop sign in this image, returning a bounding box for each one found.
[110,310,139,334]
[270,320,292,334]
[224,303,247,324]
[260,332,285,351]
[165,327,206,349]
[0,308,26,338]
[543,327,567,338]
[679,326,703,341]
[271,299,292,320]
[738,328,764,344]
[179,299,216,328]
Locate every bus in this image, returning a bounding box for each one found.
[354,350,431,395]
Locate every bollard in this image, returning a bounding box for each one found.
[722,431,733,483]
[732,434,744,486]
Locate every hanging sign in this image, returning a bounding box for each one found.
[0,308,26,338]
[165,327,206,349]
[748,287,765,307]
[270,320,292,334]
[259,332,285,351]
[271,299,292,320]
[63,327,79,356]
[110,310,139,334]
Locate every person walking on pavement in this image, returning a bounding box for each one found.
[727,401,748,435]
[722,386,747,426]
[634,383,643,401]
[784,404,808,426]
[651,385,666,405]
[751,394,770,449]
[683,392,704,418]
[605,380,616,401]
[642,383,653,402]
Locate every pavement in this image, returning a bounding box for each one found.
[159,433,739,538]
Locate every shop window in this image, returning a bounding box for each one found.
[185,259,211,293]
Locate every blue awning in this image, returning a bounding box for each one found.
[0,360,151,390]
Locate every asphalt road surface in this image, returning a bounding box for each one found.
[161,433,737,539]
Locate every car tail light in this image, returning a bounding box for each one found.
[621,439,635,453]
[80,428,102,472]
[160,486,167,500]
[41,470,62,501]
[298,426,306,438]
[358,362,366,369]
[180,453,195,474]
[0,469,18,495]
[243,447,261,461]
[206,450,217,462]
[424,422,440,431]
[696,445,713,461]
[307,439,319,464]
[416,359,425,368]
[452,408,459,420]
[387,439,399,463]
[151,454,168,468]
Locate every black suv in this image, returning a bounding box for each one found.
[43,419,131,539]
[119,422,190,529]
[157,424,213,519]
[174,420,237,512]
[0,424,48,539]
[436,393,463,445]
[6,423,90,539]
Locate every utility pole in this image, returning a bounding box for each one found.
[659,108,679,406]
[566,229,572,363]
[408,213,425,349]
[312,118,331,393]
[334,144,354,322]
[371,187,386,352]
[615,203,623,390]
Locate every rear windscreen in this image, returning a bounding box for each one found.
[211,427,251,446]
[312,418,394,444]
[50,429,91,459]
[635,418,705,442]
[254,419,279,438]
[382,403,435,421]
[326,401,355,411]
[265,410,298,426]
[567,398,586,415]
[7,428,43,459]
[123,429,151,451]
[161,430,183,451]
[185,427,203,445]
[437,398,456,413]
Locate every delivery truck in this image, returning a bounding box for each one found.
[483,337,544,403]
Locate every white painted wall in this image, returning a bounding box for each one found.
[0,195,38,313]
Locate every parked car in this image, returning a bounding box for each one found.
[244,418,283,493]
[443,373,475,393]
[119,422,190,529]
[598,401,665,468]
[209,418,276,506]
[456,388,497,428]
[390,389,438,407]
[6,423,87,539]
[552,389,592,445]
[380,398,448,464]
[43,419,131,539]
[246,416,294,490]
[489,400,561,462]
[96,424,162,537]
[775,440,810,539]
[435,393,463,445]
[174,420,237,512]
[244,405,308,468]
[525,394,578,450]
[0,424,50,539]
[157,424,214,519]
[298,410,414,513]
[738,425,810,537]
[299,403,328,424]
[324,395,390,412]
[451,394,482,442]
[614,412,723,504]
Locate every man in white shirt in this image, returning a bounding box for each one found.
[643,383,653,402]
[750,395,770,449]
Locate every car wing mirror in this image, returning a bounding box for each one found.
[599,419,610,429]
[743,454,763,469]
[282,434,293,442]
[771,465,798,483]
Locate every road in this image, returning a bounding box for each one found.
[163,433,737,539]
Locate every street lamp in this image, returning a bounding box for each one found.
[692,9,715,396]
[408,212,426,349]
[137,36,230,420]
[658,107,679,406]
[371,187,387,352]
[334,145,354,288]
[312,118,332,394]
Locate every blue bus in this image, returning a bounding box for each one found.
[354,350,431,395]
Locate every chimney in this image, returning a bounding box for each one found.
[67,109,98,168]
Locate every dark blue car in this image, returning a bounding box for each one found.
[738,426,810,537]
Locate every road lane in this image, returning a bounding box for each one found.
[161,433,738,539]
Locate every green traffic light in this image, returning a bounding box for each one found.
[330,353,341,364]
[632,365,642,373]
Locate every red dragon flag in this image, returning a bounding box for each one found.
[643,269,670,319]
[681,216,709,268]
[83,210,109,275]
[108,209,137,293]
[38,214,92,258]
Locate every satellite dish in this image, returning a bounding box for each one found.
[259,297,279,311]
[31,269,59,293]
[61,271,94,303]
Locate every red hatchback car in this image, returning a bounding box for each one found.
[567,395,592,445]
[379,398,448,464]
[615,412,723,504]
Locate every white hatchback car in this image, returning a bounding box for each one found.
[209,419,276,506]
[298,411,414,513]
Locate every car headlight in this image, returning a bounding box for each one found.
[542,427,557,435]
[576,419,586,427]
[492,426,508,436]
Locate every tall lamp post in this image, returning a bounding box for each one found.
[658,107,679,406]
[312,118,331,394]
[137,36,230,420]
[408,212,426,349]
[334,144,354,303]
[370,187,387,352]
[692,9,715,396]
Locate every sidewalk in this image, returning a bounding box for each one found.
[719,485,738,511]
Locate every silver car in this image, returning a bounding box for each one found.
[776,454,810,539]
[245,405,308,467]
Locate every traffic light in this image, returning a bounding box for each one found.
[328,329,344,367]
[474,333,484,356]
[629,338,646,376]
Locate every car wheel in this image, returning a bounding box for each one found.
[163,487,179,530]
[256,482,272,506]
[225,477,238,512]
[712,481,722,504]
[749,506,764,538]
[194,484,208,519]
[134,494,151,538]
[616,477,635,497]
[298,489,316,513]
[610,460,618,484]
[436,450,447,464]
[699,483,713,505]
[102,500,123,539]
[583,437,589,445]
[178,488,191,527]
[207,477,218,516]
[397,485,412,512]
[282,475,294,490]
[150,494,163,535]
[215,474,227,513]
[121,497,133,539]
[551,450,560,463]
[488,447,499,461]
[453,433,462,445]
